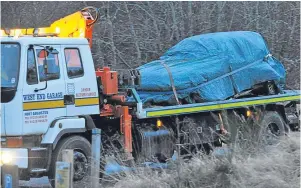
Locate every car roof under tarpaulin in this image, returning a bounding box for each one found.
[129,31,286,105]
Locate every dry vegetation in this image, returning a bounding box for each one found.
[110,134,300,188]
[104,114,300,188]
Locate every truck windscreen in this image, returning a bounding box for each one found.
[1,43,20,88]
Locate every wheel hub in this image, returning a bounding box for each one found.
[73,150,88,180]
[262,123,281,145]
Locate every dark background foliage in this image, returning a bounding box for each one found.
[1,1,300,89]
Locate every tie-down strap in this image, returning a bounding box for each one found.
[159,60,181,105]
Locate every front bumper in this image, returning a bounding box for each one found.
[1,147,50,180]
[0,148,28,168]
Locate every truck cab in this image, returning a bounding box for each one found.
[1,36,99,179]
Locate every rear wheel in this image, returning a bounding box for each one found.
[49,135,91,187]
[258,111,286,145]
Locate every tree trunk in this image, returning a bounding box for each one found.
[124,2,142,61]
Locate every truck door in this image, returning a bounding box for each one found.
[61,45,99,116]
[22,45,66,135]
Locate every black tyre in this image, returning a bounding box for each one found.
[258,111,286,144]
[49,135,91,187]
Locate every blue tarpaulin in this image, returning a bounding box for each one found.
[132,31,286,105]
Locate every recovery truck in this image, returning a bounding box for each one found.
[1,7,300,185]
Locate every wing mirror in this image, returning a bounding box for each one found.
[37,46,59,80]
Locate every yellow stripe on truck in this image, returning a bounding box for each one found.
[23,97,99,110]
[23,100,65,111]
[75,97,99,107]
[147,95,300,117]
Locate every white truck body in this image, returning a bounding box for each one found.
[1,37,99,171]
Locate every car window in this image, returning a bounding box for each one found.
[27,48,38,85]
[64,49,84,78]
[1,43,20,88]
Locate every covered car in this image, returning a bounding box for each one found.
[132,31,286,105]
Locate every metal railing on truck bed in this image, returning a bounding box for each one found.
[132,90,300,118]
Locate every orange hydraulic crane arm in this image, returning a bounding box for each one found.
[0,7,100,48]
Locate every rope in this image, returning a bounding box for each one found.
[159,60,181,105]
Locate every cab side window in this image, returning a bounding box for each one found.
[64,49,84,78]
[27,48,38,85]
[36,49,60,81]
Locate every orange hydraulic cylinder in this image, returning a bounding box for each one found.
[120,106,133,154]
[85,19,94,48]
[110,95,126,103]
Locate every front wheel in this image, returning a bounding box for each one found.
[49,135,91,187]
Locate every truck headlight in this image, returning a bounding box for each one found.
[0,151,13,165]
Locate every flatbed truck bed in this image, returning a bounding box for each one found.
[134,90,300,118]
